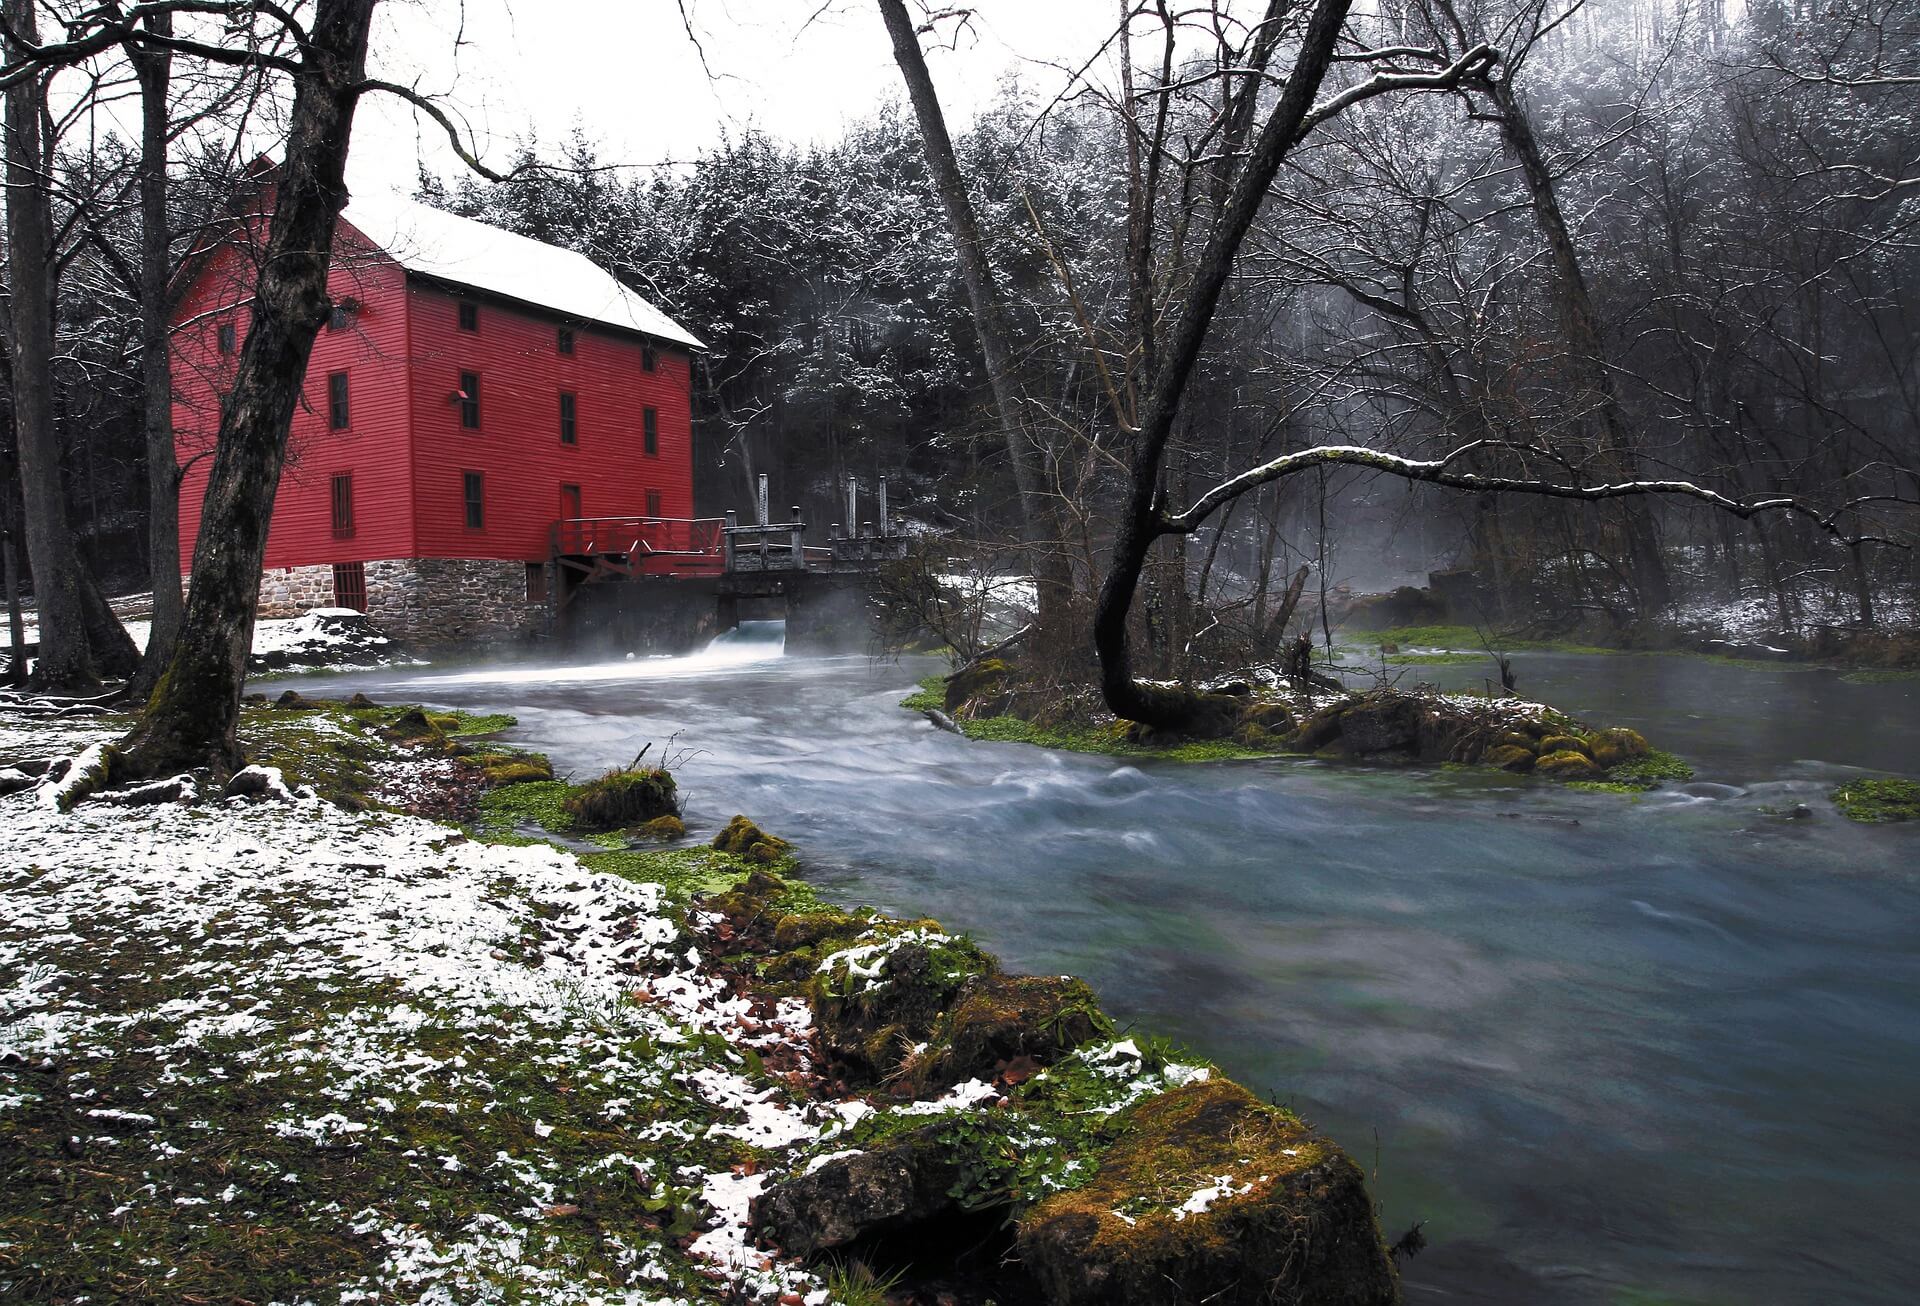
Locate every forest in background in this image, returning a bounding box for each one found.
[6,0,1919,684]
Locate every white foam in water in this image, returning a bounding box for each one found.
[412,620,786,688]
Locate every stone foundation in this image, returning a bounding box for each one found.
[255,557,548,648]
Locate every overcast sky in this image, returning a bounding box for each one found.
[349,0,1139,194]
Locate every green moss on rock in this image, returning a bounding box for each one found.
[711,814,791,864]
[1014,1079,1397,1306]
[1485,744,1535,772]
[563,768,678,831]
[1536,749,1605,781]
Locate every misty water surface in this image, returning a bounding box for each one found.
[287,634,1920,1306]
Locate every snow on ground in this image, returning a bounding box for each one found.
[7,604,411,672]
[0,711,842,1303]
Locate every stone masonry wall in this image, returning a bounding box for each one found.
[257,564,339,619]
[254,558,549,648]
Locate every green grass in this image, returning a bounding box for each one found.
[1840,668,1920,684]
[1381,651,1484,665]
[906,679,1282,762]
[1831,777,1920,823]
[1351,624,1619,656]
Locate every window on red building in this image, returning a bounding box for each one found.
[463,471,485,529]
[643,407,658,456]
[330,473,354,538]
[217,322,236,354]
[458,301,478,331]
[642,343,657,372]
[459,372,480,429]
[332,562,366,612]
[557,327,574,355]
[328,372,350,429]
[328,303,355,331]
[526,563,548,602]
[560,391,577,444]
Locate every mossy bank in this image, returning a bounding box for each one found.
[2,697,1401,1305]
[912,659,1695,795]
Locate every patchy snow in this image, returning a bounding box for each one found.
[1175,1173,1262,1220]
[0,706,848,1302]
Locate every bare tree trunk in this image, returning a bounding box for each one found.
[119,0,377,776]
[131,10,182,694]
[4,0,95,691]
[878,0,1068,626]
[2,451,24,686]
[1093,0,1353,727]
[1483,73,1672,612]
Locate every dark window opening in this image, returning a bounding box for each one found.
[645,489,662,517]
[560,391,577,445]
[463,471,485,529]
[217,322,236,354]
[330,473,354,538]
[643,407,658,456]
[560,483,582,519]
[557,327,575,355]
[642,343,657,372]
[332,561,367,612]
[526,562,548,603]
[328,303,355,331]
[328,371,350,429]
[459,372,481,429]
[458,300,478,331]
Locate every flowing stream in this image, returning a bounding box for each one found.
[286,629,1920,1305]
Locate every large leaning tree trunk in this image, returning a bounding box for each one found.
[3,0,95,691]
[130,9,181,695]
[1092,0,1358,728]
[118,0,378,777]
[878,0,1072,632]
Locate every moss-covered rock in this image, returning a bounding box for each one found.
[481,757,553,786]
[1536,749,1605,780]
[711,814,791,864]
[1586,727,1650,768]
[637,813,686,840]
[1536,733,1590,758]
[1014,1079,1397,1306]
[379,706,446,746]
[1832,777,1920,823]
[811,927,996,1085]
[1485,744,1535,772]
[772,908,865,953]
[562,767,678,830]
[944,657,1013,713]
[1238,700,1296,735]
[905,973,1109,1095]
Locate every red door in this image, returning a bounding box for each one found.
[560,483,582,520]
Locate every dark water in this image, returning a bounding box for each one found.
[288,633,1920,1305]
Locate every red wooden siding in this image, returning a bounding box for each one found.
[174,214,697,575]
[406,281,694,562]
[175,221,417,570]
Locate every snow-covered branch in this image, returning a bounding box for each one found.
[1162,443,1910,545]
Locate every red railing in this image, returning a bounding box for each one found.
[551,516,726,576]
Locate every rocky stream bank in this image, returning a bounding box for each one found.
[0,695,1403,1304]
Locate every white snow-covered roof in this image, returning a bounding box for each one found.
[341,192,703,351]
